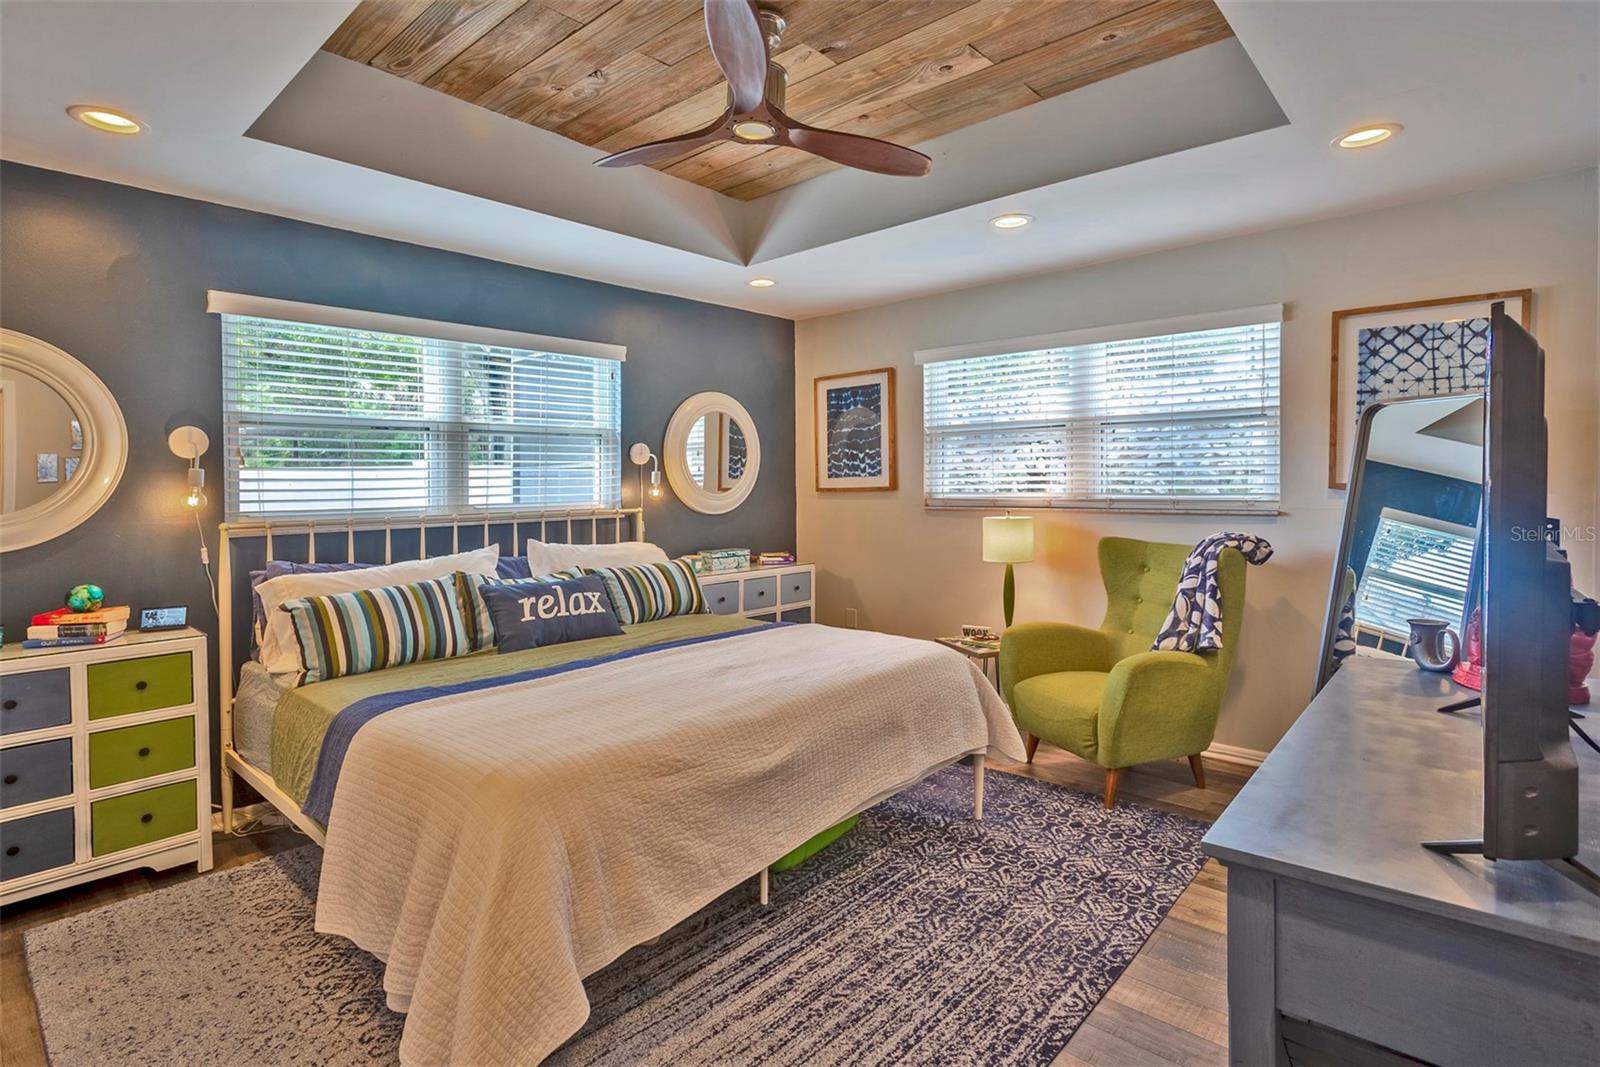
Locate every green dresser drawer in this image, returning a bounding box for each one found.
[89,717,195,789]
[86,652,193,720]
[91,780,197,856]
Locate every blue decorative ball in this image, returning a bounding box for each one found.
[66,584,105,612]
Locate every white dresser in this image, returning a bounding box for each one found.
[0,627,212,905]
[700,563,815,623]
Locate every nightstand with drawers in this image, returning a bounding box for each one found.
[700,562,815,624]
[0,627,211,905]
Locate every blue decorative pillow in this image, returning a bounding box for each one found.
[459,568,583,651]
[479,575,623,653]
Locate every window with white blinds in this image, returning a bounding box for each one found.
[1354,509,1476,639]
[921,312,1281,511]
[219,311,621,520]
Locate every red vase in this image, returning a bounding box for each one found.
[1571,626,1595,706]
[1452,607,1484,691]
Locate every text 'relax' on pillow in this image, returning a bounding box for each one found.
[479,575,623,653]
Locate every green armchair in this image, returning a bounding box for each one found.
[999,537,1248,808]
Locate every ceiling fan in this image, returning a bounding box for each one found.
[593,0,933,178]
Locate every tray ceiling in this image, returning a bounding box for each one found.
[323,0,1235,200]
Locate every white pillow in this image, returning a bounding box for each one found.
[256,544,501,678]
[525,538,668,575]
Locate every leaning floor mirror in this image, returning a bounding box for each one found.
[1315,391,1485,691]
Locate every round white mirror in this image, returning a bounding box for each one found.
[0,330,127,552]
[664,392,760,515]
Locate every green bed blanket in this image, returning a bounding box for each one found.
[268,614,761,808]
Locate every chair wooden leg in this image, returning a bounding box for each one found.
[1103,768,1123,810]
[1023,733,1040,763]
[1188,753,1207,789]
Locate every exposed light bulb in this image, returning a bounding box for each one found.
[649,483,663,499]
[184,488,207,510]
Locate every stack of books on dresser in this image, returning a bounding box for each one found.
[23,605,130,649]
[757,551,796,567]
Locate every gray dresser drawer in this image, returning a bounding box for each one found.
[742,576,777,613]
[703,580,741,615]
[1,668,71,735]
[781,606,812,624]
[779,571,812,605]
[1,739,74,809]
[1,808,75,881]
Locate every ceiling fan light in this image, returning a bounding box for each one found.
[733,120,776,142]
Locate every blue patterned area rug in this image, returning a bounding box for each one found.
[25,768,1206,1067]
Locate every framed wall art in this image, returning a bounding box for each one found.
[814,367,896,492]
[1329,289,1530,488]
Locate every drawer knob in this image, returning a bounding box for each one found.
[138,747,151,758]
[757,589,767,597]
[2,700,16,711]
[4,846,18,857]
[135,681,149,691]
[2,774,16,785]
[140,813,154,824]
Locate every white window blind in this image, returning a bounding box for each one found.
[219,313,621,520]
[1354,509,1475,639]
[921,313,1281,511]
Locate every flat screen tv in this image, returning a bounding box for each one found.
[1472,302,1578,861]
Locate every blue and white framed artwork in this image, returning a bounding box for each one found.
[1330,290,1529,487]
[814,367,896,491]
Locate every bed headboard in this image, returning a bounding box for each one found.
[216,508,644,751]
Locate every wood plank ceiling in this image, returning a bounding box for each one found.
[324,0,1235,201]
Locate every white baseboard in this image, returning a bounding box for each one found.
[1203,741,1268,768]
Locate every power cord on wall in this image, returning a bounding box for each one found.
[195,509,219,616]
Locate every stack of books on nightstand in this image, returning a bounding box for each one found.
[23,605,130,649]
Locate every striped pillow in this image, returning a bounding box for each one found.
[458,569,583,651]
[281,575,473,685]
[582,558,706,625]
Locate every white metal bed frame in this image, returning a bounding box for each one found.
[216,507,646,845]
[213,506,986,903]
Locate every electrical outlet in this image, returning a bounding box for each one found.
[844,607,858,629]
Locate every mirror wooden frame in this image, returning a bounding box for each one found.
[0,329,128,552]
[663,391,760,515]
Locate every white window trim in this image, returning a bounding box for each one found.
[206,291,626,363]
[913,304,1283,366]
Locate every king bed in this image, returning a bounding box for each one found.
[215,510,1024,1065]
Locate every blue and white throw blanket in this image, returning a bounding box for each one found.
[1152,532,1274,653]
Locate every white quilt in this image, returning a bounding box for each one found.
[315,623,1024,1066]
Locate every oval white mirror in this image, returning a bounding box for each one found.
[664,392,760,515]
[0,329,128,552]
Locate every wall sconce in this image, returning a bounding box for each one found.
[168,426,209,509]
[629,442,663,501]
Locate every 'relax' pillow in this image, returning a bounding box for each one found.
[478,575,623,653]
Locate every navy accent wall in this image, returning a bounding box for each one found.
[1348,460,1483,579]
[0,162,795,789]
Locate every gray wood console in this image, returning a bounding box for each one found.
[1202,657,1600,1065]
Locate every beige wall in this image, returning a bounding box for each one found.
[795,167,1599,756]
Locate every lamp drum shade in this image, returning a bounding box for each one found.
[983,516,1034,563]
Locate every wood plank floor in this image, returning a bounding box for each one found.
[0,747,1250,1066]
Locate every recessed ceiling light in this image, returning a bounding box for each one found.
[67,105,143,135]
[733,121,776,142]
[1334,123,1401,149]
[990,213,1033,229]
[747,277,777,288]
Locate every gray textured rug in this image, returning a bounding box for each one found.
[25,768,1206,1066]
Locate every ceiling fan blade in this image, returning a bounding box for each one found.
[785,126,932,177]
[705,0,768,115]
[593,116,732,168]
